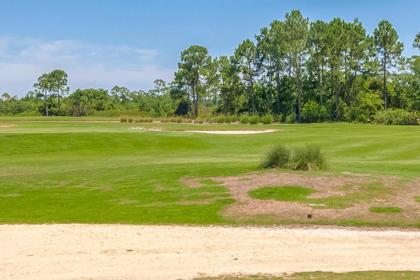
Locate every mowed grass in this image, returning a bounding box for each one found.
[0,118,419,225]
[249,186,314,201]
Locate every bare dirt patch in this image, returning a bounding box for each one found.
[181,177,203,189]
[2,224,420,280]
[182,172,420,225]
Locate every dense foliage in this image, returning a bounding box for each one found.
[1,11,419,124]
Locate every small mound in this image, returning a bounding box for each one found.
[249,186,314,202]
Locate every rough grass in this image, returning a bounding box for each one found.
[0,118,419,225]
[249,186,314,202]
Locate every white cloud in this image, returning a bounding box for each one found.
[0,36,174,95]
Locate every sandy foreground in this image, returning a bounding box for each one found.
[1,224,420,280]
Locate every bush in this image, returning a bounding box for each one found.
[208,117,217,123]
[262,144,326,171]
[289,144,326,171]
[261,145,291,168]
[224,115,237,123]
[347,92,383,123]
[301,101,328,123]
[248,115,259,124]
[239,115,249,124]
[373,109,419,125]
[261,115,273,124]
[215,115,225,123]
[120,116,127,123]
[128,117,134,123]
[285,112,296,124]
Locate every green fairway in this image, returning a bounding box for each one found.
[0,118,419,225]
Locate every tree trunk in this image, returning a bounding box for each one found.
[57,92,60,115]
[320,60,324,106]
[45,91,49,117]
[296,61,302,123]
[192,84,198,118]
[275,72,281,115]
[383,55,388,109]
[249,80,256,114]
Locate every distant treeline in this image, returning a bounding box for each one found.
[1,10,419,124]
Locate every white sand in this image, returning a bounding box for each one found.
[185,129,278,135]
[1,224,420,280]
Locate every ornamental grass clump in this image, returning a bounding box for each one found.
[261,145,291,169]
[288,144,326,171]
[262,144,326,171]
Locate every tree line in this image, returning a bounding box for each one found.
[1,10,419,123]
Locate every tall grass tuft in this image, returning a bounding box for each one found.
[289,144,326,171]
[262,144,326,171]
[261,145,291,168]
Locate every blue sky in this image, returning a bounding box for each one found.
[0,0,419,95]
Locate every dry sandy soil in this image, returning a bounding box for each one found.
[1,224,420,280]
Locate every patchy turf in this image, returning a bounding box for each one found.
[181,172,420,227]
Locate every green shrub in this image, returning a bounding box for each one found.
[208,117,217,123]
[224,115,237,123]
[347,92,383,123]
[261,145,291,168]
[289,144,326,171]
[182,118,193,123]
[120,116,127,123]
[239,115,249,124]
[128,118,134,123]
[261,115,273,124]
[215,115,225,123]
[373,109,419,125]
[248,115,259,124]
[302,101,328,123]
[285,112,296,123]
